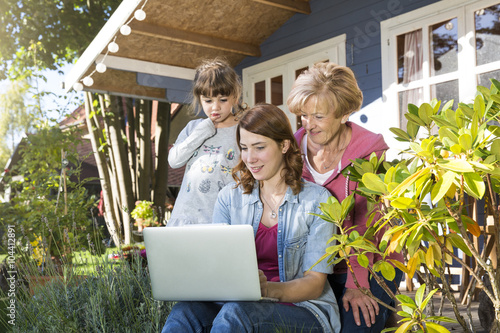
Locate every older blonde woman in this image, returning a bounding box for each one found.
[287,62,403,333]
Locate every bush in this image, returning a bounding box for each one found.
[2,253,173,332]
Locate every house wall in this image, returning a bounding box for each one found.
[236,0,440,107]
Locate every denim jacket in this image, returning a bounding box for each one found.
[213,180,341,333]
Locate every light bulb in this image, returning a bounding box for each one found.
[120,24,131,36]
[96,63,107,73]
[83,76,94,87]
[134,9,146,21]
[108,42,119,53]
[73,82,84,91]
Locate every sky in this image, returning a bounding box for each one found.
[0,63,83,150]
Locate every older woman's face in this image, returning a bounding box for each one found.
[300,97,346,146]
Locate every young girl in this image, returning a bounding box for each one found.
[167,58,245,226]
[163,103,340,333]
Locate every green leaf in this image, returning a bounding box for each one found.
[362,173,387,194]
[438,127,459,144]
[341,194,355,220]
[474,94,486,119]
[431,171,456,204]
[390,127,412,142]
[357,253,369,268]
[421,288,439,309]
[425,322,451,333]
[407,122,420,139]
[390,197,416,209]
[447,233,472,256]
[463,172,485,199]
[396,294,417,307]
[459,133,473,151]
[408,103,419,115]
[320,201,342,222]
[418,103,434,125]
[426,316,458,323]
[380,261,396,281]
[491,78,500,91]
[441,99,454,111]
[415,283,426,307]
[438,159,474,173]
[395,321,413,333]
[405,112,427,127]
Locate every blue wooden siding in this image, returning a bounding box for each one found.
[137,0,441,104]
[235,0,440,107]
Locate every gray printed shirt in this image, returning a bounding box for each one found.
[167,118,240,226]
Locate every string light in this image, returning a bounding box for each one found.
[74,0,149,89]
[120,25,131,36]
[96,63,107,73]
[83,76,94,86]
[134,9,146,21]
[108,41,119,53]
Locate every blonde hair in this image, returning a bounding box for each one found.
[190,57,245,116]
[287,62,363,118]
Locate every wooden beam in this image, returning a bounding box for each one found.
[132,21,261,57]
[251,0,311,14]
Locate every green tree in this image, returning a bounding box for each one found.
[0,79,36,168]
[0,0,121,79]
[316,81,500,332]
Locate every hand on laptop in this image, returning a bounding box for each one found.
[258,270,268,298]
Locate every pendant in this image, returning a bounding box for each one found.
[270,211,277,219]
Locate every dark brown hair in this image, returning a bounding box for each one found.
[232,103,303,195]
[190,57,245,116]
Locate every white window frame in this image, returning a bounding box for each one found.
[242,35,346,131]
[380,0,500,155]
[381,0,500,131]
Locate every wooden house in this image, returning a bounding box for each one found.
[65,0,500,289]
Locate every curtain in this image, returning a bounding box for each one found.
[401,29,424,129]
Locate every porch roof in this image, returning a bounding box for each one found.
[64,0,311,101]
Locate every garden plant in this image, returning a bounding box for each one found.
[315,81,500,333]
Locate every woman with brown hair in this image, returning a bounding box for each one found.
[162,103,340,333]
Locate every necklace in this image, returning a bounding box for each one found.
[260,191,286,219]
[322,129,349,170]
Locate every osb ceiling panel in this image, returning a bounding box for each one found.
[111,0,309,69]
[87,68,166,100]
[84,0,310,98]
[144,0,293,45]
[116,33,247,69]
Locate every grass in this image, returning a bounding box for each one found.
[0,239,172,332]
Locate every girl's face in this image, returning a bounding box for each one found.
[300,96,349,146]
[200,94,237,128]
[239,128,289,183]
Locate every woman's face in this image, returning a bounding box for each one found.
[200,94,237,127]
[300,96,348,146]
[239,128,288,183]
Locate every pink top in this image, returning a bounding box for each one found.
[295,122,404,289]
[255,222,294,306]
[255,223,280,282]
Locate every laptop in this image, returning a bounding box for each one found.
[143,224,277,302]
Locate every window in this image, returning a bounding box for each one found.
[381,0,500,133]
[243,35,346,131]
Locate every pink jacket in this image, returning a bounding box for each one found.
[295,122,404,289]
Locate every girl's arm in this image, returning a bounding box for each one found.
[168,119,216,168]
[261,270,327,303]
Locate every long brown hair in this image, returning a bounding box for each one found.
[232,103,303,194]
